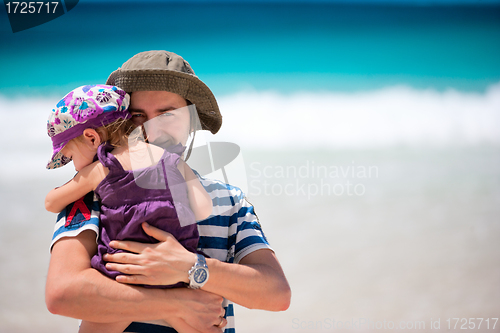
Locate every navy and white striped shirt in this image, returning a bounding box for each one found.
[51,174,272,333]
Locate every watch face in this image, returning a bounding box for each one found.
[194,268,208,283]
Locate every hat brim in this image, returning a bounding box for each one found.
[47,143,72,169]
[106,69,222,134]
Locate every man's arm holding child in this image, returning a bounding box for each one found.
[46,230,226,333]
[104,223,292,312]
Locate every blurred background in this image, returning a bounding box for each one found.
[1,0,499,332]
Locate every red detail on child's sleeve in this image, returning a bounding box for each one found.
[65,196,91,226]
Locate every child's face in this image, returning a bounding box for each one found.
[129,91,191,148]
[60,138,97,171]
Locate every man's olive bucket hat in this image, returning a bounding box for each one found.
[106,50,222,134]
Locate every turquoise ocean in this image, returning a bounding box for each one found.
[1,1,499,332]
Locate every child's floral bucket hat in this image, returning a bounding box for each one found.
[47,85,130,169]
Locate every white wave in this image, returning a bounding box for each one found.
[0,95,76,182]
[1,84,499,181]
[215,83,500,149]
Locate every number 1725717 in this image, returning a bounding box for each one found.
[446,318,498,330]
[5,2,59,14]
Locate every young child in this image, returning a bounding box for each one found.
[45,85,212,333]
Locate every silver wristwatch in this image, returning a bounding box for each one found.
[188,254,209,289]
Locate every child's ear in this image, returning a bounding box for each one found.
[82,128,101,148]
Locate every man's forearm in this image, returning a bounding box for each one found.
[46,231,176,322]
[49,268,175,322]
[202,249,291,311]
[46,231,226,333]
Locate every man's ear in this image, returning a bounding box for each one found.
[82,128,101,148]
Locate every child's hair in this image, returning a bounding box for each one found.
[77,118,136,148]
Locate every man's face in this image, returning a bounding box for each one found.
[129,91,191,147]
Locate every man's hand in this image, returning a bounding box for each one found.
[102,222,228,332]
[166,289,228,333]
[104,222,195,286]
[104,222,291,312]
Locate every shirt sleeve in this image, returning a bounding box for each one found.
[233,196,273,264]
[196,173,273,264]
[50,191,100,252]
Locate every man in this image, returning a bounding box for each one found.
[45,51,290,333]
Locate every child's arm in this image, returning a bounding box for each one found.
[45,161,106,213]
[181,161,213,221]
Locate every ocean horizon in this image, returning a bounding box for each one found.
[1,2,500,97]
